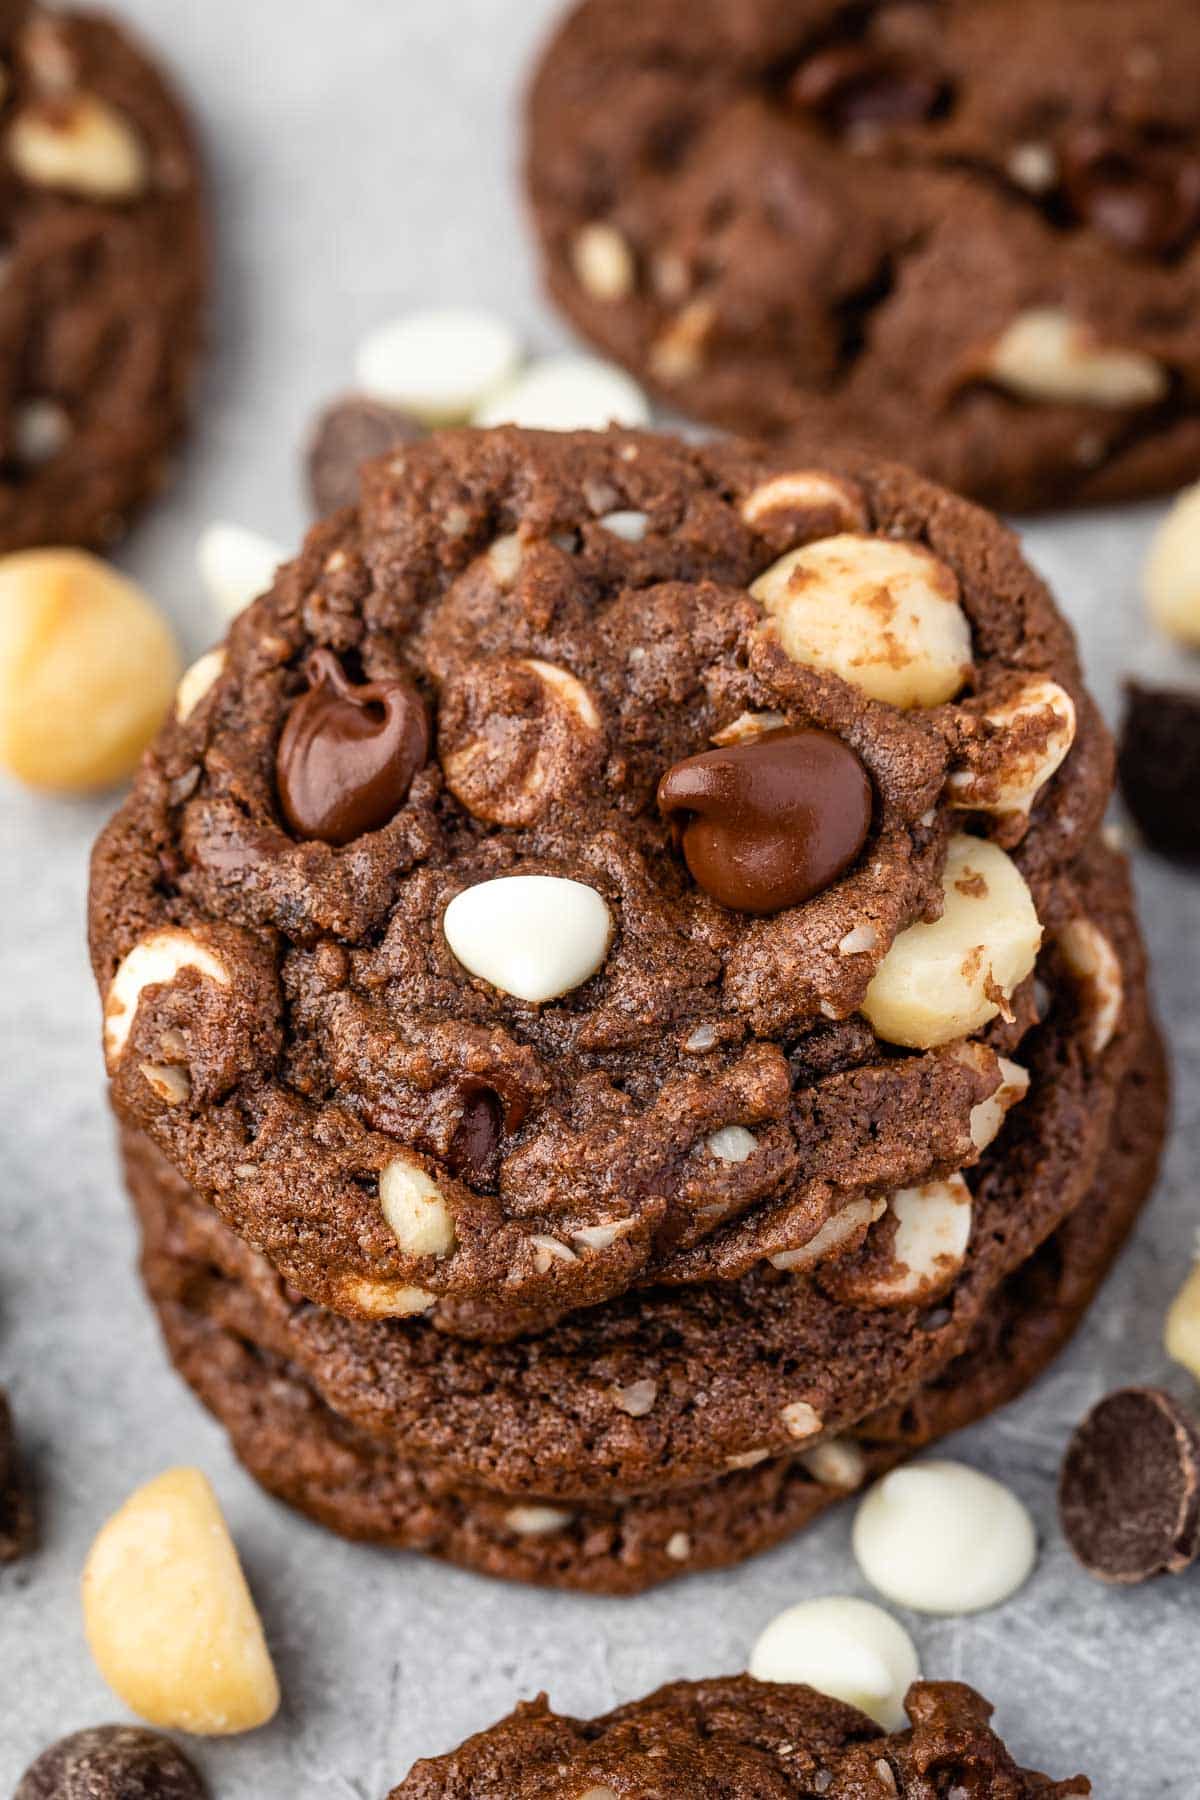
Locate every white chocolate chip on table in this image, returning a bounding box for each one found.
[852,1460,1037,1615]
[103,929,230,1070]
[750,534,973,709]
[472,353,650,432]
[197,522,287,625]
[9,92,149,200]
[1057,918,1123,1055]
[947,679,1077,824]
[1166,1256,1200,1383]
[862,836,1042,1048]
[1144,479,1200,648]
[983,307,1168,408]
[356,307,522,425]
[749,1595,920,1731]
[0,550,180,792]
[443,874,614,1004]
[82,1467,279,1735]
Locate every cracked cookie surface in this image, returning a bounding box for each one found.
[527,0,1200,510]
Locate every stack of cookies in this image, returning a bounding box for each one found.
[89,425,1165,1594]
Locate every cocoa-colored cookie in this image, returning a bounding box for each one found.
[90,426,1112,1340]
[14,1726,206,1800]
[527,0,1200,511]
[390,1677,1089,1797]
[0,1385,34,1562]
[306,394,423,517]
[1117,681,1200,861]
[129,1003,1164,1594]
[0,6,207,552]
[1059,1386,1200,1584]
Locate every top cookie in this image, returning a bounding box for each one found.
[527,0,1200,511]
[0,5,207,552]
[392,1677,1089,1797]
[89,426,1110,1339]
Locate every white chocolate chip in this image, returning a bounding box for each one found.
[505,1504,573,1537]
[1143,479,1200,648]
[598,509,649,541]
[611,1378,657,1417]
[749,1595,920,1731]
[666,1531,692,1562]
[1165,1260,1200,1383]
[740,471,868,534]
[340,1276,437,1319]
[9,93,148,200]
[1057,918,1123,1055]
[770,1195,886,1272]
[14,397,68,465]
[379,1157,455,1258]
[82,1468,279,1734]
[710,709,788,746]
[852,1460,1036,1615]
[781,1400,822,1440]
[1006,142,1058,193]
[683,1023,718,1052]
[138,1062,190,1106]
[104,930,229,1069]
[486,531,524,588]
[948,679,1077,818]
[572,221,636,302]
[967,1055,1030,1151]
[984,308,1168,408]
[356,307,521,424]
[443,874,613,1004]
[801,1439,868,1492]
[706,1125,756,1164]
[649,299,716,382]
[197,523,286,625]
[473,354,650,432]
[751,534,973,709]
[832,1176,973,1308]
[175,648,226,724]
[862,836,1042,1049]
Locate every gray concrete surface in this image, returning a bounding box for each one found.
[1,2,1198,1791]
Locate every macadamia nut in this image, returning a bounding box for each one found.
[1057,918,1123,1055]
[984,308,1168,408]
[81,1468,279,1735]
[826,1176,973,1308]
[966,1054,1030,1151]
[175,648,226,724]
[1166,1260,1200,1383]
[862,836,1042,1048]
[740,470,868,534]
[0,550,180,791]
[9,93,148,199]
[750,534,973,709]
[749,1595,920,1730]
[770,1195,886,1272]
[104,929,229,1069]
[379,1157,455,1258]
[1144,480,1200,648]
[337,1275,436,1319]
[852,1460,1036,1614]
[948,679,1077,819]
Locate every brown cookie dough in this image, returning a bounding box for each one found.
[527,0,1200,511]
[0,6,207,552]
[90,426,1112,1340]
[390,1678,1090,1797]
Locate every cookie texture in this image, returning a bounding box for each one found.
[527,0,1200,511]
[0,6,207,552]
[389,1677,1090,1797]
[91,426,1112,1341]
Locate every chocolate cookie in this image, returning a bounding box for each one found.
[527,0,1200,511]
[0,6,207,552]
[90,426,1112,1341]
[390,1677,1089,1797]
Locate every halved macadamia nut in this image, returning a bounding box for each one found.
[379,1157,455,1258]
[1057,918,1123,1055]
[967,1055,1030,1152]
[822,1175,973,1308]
[862,836,1042,1048]
[948,679,1076,819]
[984,308,1168,408]
[336,1275,437,1319]
[750,534,973,709]
[104,930,230,1070]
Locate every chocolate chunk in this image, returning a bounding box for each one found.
[1117,681,1200,860]
[657,728,873,914]
[0,1387,33,1562]
[788,45,946,132]
[448,1084,504,1183]
[1059,1386,1200,1583]
[14,1726,206,1799]
[307,393,423,516]
[1060,125,1200,258]
[276,647,429,845]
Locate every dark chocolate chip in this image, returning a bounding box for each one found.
[15,1726,206,1800]
[788,45,946,131]
[448,1085,504,1183]
[306,393,424,517]
[1117,680,1200,861]
[276,647,429,846]
[1058,1386,1200,1583]
[1060,125,1200,258]
[657,728,873,914]
[0,1386,33,1563]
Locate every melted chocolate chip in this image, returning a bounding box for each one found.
[788,45,946,132]
[1059,1386,1200,1583]
[276,647,429,846]
[448,1085,504,1183]
[657,728,873,914]
[1061,125,1200,257]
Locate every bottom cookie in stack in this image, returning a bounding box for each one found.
[125,841,1165,1596]
[387,1677,1090,1796]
